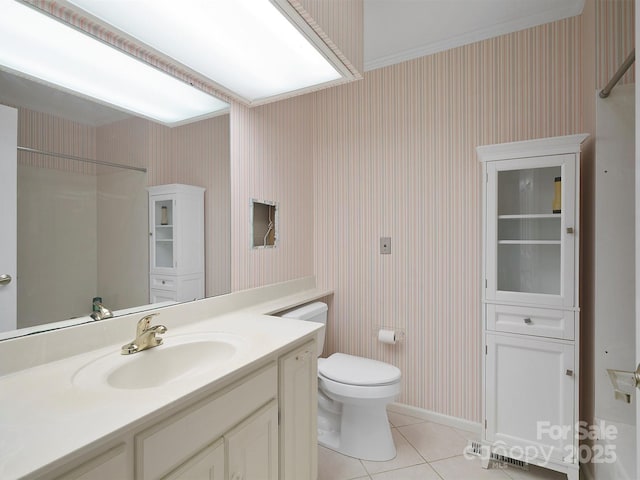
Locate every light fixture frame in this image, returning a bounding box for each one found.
[4,0,231,127]
[49,0,357,107]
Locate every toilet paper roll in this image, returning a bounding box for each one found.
[378,329,397,345]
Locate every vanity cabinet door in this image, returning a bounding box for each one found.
[226,400,279,480]
[279,340,317,480]
[162,439,224,480]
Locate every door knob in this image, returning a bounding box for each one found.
[0,274,12,286]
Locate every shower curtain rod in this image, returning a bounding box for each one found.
[17,146,147,173]
[599,48,635,99]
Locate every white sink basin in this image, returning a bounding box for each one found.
[73,332,247,390]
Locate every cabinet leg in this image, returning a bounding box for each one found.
[566,468,579,480]
[480,456,490,469]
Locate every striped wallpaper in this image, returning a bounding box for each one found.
[17,108,96,174]
[97,115,231,298]
[9,0,634,423]
[231,0,631,424]
[312,16,583,422]
[230,99,315,291]
[16,110,231,300]
[597,0,635,88]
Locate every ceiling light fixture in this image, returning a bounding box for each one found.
[66,0,346,103]
[0,0,229,126]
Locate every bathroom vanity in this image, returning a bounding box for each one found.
[0,277,330,480]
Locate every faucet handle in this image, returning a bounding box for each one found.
[136,312,160,335]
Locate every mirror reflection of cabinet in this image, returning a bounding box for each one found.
[148,184,204,303]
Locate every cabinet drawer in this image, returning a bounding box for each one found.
[136,364,277,480]
[487,304,574,340]
[151,275,177,290]
[150,289,178,304]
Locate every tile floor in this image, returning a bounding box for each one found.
[317,411,570,480]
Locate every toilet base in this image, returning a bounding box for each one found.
[318,400,396,461]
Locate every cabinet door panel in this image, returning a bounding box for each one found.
[149,194,176,273]
[485,334,575,463]
[485,154,576,307]
[279,341,317,480]
[136,365,277,480]
[163,439,224,480]
[226,401,278,480]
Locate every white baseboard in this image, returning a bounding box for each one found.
[387,402,482,435]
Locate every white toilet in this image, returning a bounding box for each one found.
[283,302,401,461]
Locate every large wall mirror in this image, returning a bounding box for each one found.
[0,70,230,339]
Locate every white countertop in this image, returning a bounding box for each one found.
[0,278,331,480]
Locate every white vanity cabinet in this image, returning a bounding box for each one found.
[163,439,225,480]
[148,184,205,303]
[41,338,318,480]
[477,134,587,480]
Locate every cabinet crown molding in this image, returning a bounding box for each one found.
[476,134,589,163]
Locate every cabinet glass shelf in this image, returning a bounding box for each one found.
[498,240,561,245]
[496,165,563,296]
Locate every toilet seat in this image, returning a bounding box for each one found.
[318,353,401,386]
[318,374,401,400]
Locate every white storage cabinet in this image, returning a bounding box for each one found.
[147,184,205,303]
[478,134,588,480]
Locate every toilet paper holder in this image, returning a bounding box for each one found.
[373,326,405,344]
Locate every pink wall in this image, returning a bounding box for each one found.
[15,0,635,424]
[230,99,315,291]
[597,0,635,88]
[98,115,231,297]
[312,17,584,422]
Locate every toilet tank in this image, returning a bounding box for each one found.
[282,302,327,356]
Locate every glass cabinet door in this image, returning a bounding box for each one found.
[150,195,175,271]
[486,154,576,307]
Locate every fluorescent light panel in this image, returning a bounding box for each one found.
[67,0,343,102]
[0,1,229,126]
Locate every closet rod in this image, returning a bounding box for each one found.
[599,48,635,98]
[17,146,147,173]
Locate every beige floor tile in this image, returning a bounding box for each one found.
[501,464,569,480]
[361,428,426,475]
[318,446,369,480]
[370,463,442,480]
[398,421,470,462]
[387,411,426,428]
[430,455,512,480]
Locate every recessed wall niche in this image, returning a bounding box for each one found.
[251,199,278,248]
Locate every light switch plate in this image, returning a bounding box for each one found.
[380,237,391,254]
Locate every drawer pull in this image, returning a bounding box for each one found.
[566,369,574,377]
[523,318,532,324]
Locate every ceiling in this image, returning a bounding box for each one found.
[1,0,585,126]
[363,0,585,71]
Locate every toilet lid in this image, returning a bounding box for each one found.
[318,353,401,386]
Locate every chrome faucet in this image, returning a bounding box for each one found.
[121,313,168,355]
[90,300,113,321]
